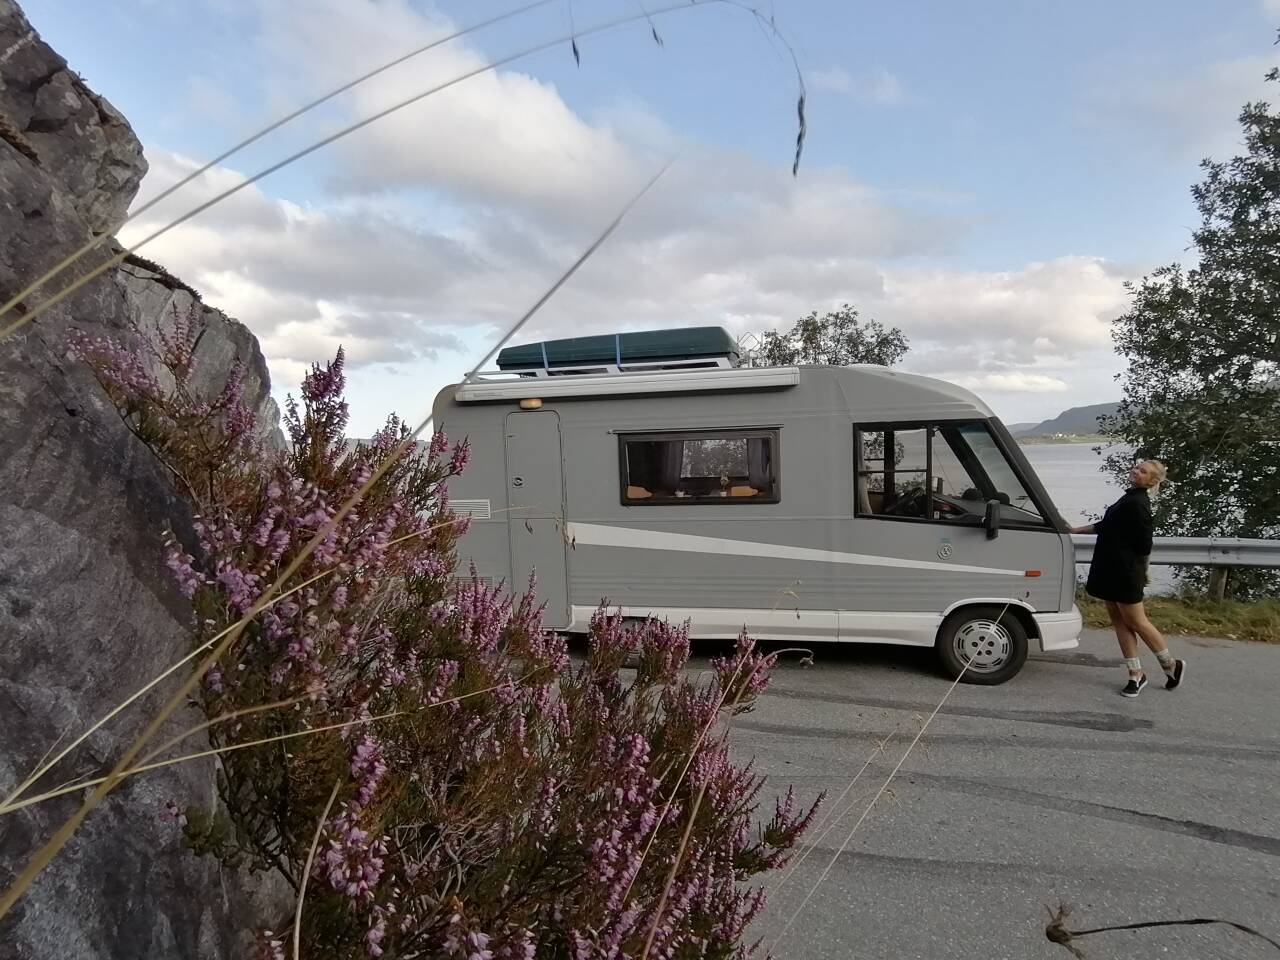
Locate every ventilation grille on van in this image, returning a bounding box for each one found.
[452,574,495,592]
[450,499,491,519]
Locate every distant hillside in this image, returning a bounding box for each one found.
[1011,402,1119,439]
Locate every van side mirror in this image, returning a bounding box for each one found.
[984,499,1001,540]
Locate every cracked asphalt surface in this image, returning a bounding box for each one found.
[736,629,1280,960]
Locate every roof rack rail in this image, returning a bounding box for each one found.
[455,364,799,402]
[477,355,737,379]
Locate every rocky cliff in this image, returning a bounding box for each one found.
[1,1,287,956]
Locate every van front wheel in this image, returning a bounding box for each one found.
[936,606,1028,685]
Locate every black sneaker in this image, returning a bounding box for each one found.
[1121,674,1148,698]
[1165,660,1186,690]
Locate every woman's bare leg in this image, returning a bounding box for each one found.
[1118,602,1183,682]
[1107,602,1142,678]
[1117,602,1168,655]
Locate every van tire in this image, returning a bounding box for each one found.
[935,605,1028,685]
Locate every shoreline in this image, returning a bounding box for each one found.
[1015,435,1109,445]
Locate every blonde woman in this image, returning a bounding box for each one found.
[1070,459,1186,697]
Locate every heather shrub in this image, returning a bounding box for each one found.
[70,312,818,959]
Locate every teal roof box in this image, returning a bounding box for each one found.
[497,326,740,372]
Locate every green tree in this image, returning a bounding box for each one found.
[751,303,909,367]
[1102,71,1280,599]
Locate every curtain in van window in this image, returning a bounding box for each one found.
[659,440,683,493]
[746,437,770,489]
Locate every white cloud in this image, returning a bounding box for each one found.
[874,255,1130,352]
[1262,0,1280,20]
[125,145,1133,429]
[810,67,854,93]
[809,66,909,105]
[116,0,1143,432]
[122,151,476,380]
[123,137,973,381]
[181,76,242,129]
[252,0,650,223]
[872,256,1133,418]
[865,68,909,106]
[1079,53,1273,161]
[951,372,1069,393]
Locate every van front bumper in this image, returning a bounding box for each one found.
[1034,606,1082,651]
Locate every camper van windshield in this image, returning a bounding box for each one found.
[856,421,1046,526]
[951,424,1041,517]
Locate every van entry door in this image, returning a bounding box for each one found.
[504,410,570,629]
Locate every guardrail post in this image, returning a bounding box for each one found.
[1207,566,1229,601]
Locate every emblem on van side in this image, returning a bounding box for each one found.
[937,541,954,560]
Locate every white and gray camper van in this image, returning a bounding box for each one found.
[433,326,1082,684]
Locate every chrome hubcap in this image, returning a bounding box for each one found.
[953,619,1011,673]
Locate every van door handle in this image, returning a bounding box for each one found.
[512,477,524,487]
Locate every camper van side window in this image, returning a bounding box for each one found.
[619,429,780,505]
[856,428,929,518]
[856,422,1048,526]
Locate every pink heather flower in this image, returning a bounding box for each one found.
[164,547,203,598]
[365,915,387,957]
[215,564,262,613]
[160,800,186,826]
[494,930,537,960]
[635,617,691,686]
[68,330,166,403]
[250,506,282,547]
[251,930,286,960]
[711,632,775,713]
[204,665,225,695]
[158,303,200,373]
[465,931,494,960]
[216,363,257,447]
[428,428,449,459]
[350,735,388,807]
[448,439,472,475]
[425,660,459,706]
[71,323,819,960]
[318,807,388,904]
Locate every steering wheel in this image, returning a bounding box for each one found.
[883,486,927,517]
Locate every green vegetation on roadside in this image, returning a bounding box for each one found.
[1077,591,1280,643]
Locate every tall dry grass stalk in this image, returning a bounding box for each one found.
[0,676,534,818]
[1,3,810,943]
[637,652,759,959]
[1045,903,1280,957]
[294,779,344,960]
[766,603,1021,952]
[0,0,804,344]
[0,164,668,921]
[767,720,905,893]
[0,0,561,326]
[2,513,484,812]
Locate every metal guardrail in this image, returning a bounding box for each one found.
[1071,535,1280,568]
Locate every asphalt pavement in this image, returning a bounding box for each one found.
[735,629,1280,960]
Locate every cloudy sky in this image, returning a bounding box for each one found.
[25,0,1280,433]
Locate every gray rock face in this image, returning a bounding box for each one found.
[1,1,289,956]
[0,0,146,234]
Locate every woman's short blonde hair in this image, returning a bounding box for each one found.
[1145,459,1168,492]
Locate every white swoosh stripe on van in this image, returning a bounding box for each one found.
[565,523,1027,578]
